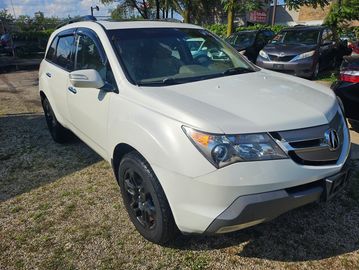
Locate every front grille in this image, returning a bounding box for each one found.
[273,112,346,166]
[268,54,295,62]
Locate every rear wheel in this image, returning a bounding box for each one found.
[118,151,178,244]
[41,97,71,143]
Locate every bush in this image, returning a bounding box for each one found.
[205,23,287,37]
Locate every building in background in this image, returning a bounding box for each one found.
[268,4,331,26]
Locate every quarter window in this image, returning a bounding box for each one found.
[55,35,75,70]
[45,36,58,62]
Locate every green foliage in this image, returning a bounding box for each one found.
[325,0,359,26]
[0,9,14,24]
[285,0,330,10]
[206,23,286,37]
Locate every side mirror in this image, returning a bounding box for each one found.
[69,69,105,89]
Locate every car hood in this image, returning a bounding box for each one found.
[263,43,317,55]
[136,70,338,134]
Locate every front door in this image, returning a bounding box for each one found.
[67,29,116,158]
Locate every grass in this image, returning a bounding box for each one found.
[316,69,338,83]
[1,70,359,269]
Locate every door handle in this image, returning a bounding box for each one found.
[46,72,51,78]
[68,86,77,94]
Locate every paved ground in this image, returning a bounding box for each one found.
[1,70,359,270]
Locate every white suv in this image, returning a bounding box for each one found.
[39,17,351,244]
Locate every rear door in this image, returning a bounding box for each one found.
[66,28,117,158]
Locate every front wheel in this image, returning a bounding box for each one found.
[118,151,178,244]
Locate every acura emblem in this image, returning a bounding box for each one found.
[324,129,340,151]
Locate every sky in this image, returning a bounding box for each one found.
[0,0,118,18]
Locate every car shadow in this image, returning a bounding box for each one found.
[0,113,102,202]
[170,150,359,262]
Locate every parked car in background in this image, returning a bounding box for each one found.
[348,40,359,55]
[0,33,11,54]
[256,26,338,79]
[226,29,275,63]
[0,32,46,56]
[40,18,350,244]
[332,55,359,130]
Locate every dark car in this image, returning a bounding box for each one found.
[332,55,359,130]
[1,33,46,56]
[256,26,338,79]
[226,30,275,62]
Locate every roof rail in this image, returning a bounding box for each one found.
[56,15,97,29]
[102,18,183,23]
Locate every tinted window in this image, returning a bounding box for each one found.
[227,32,256,48]
[45,36,58,62]
[75,34,115,86]
[256,32,267,45]
[55,35,75,70]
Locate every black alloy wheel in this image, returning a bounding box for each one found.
[118,151,177,244]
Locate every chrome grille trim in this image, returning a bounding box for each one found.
[272,111,347,166]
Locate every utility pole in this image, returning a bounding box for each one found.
[10,0,16,19]
[271,0,277,26]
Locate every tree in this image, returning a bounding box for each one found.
[222,0,262,37]
[324,0,359,40]
[0,9,14,33]
[102,0,154,19]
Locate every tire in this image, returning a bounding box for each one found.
[118,151,178,244]
[41,97,71,143]
[311,62,320,80]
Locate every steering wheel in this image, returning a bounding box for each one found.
[193,54,211,66]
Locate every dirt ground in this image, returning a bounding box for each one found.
[1,70,359,270]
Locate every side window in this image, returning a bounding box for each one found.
[55,35,75,71]
[75,34,115,86]
[256,32,266,46]
[327,29,334,41]
[321,30,328,44]
[45,36,58,62]
[264,31,274,41]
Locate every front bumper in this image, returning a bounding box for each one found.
[151,116,350,234]
[256,57,315,78]
[205,163,350,234]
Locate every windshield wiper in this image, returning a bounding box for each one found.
[222,67,254,76]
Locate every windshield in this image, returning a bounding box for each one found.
[271,30,320,45]
[110,28,255,86]
[227,32,256,48]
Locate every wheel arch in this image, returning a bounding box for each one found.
[112,143,141,182]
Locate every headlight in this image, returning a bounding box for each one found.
[259,50,269,60]
[183,127,288,168]
[291,50,316,61]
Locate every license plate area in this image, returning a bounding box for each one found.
[273,64,284,70]
[323,171,349,201]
